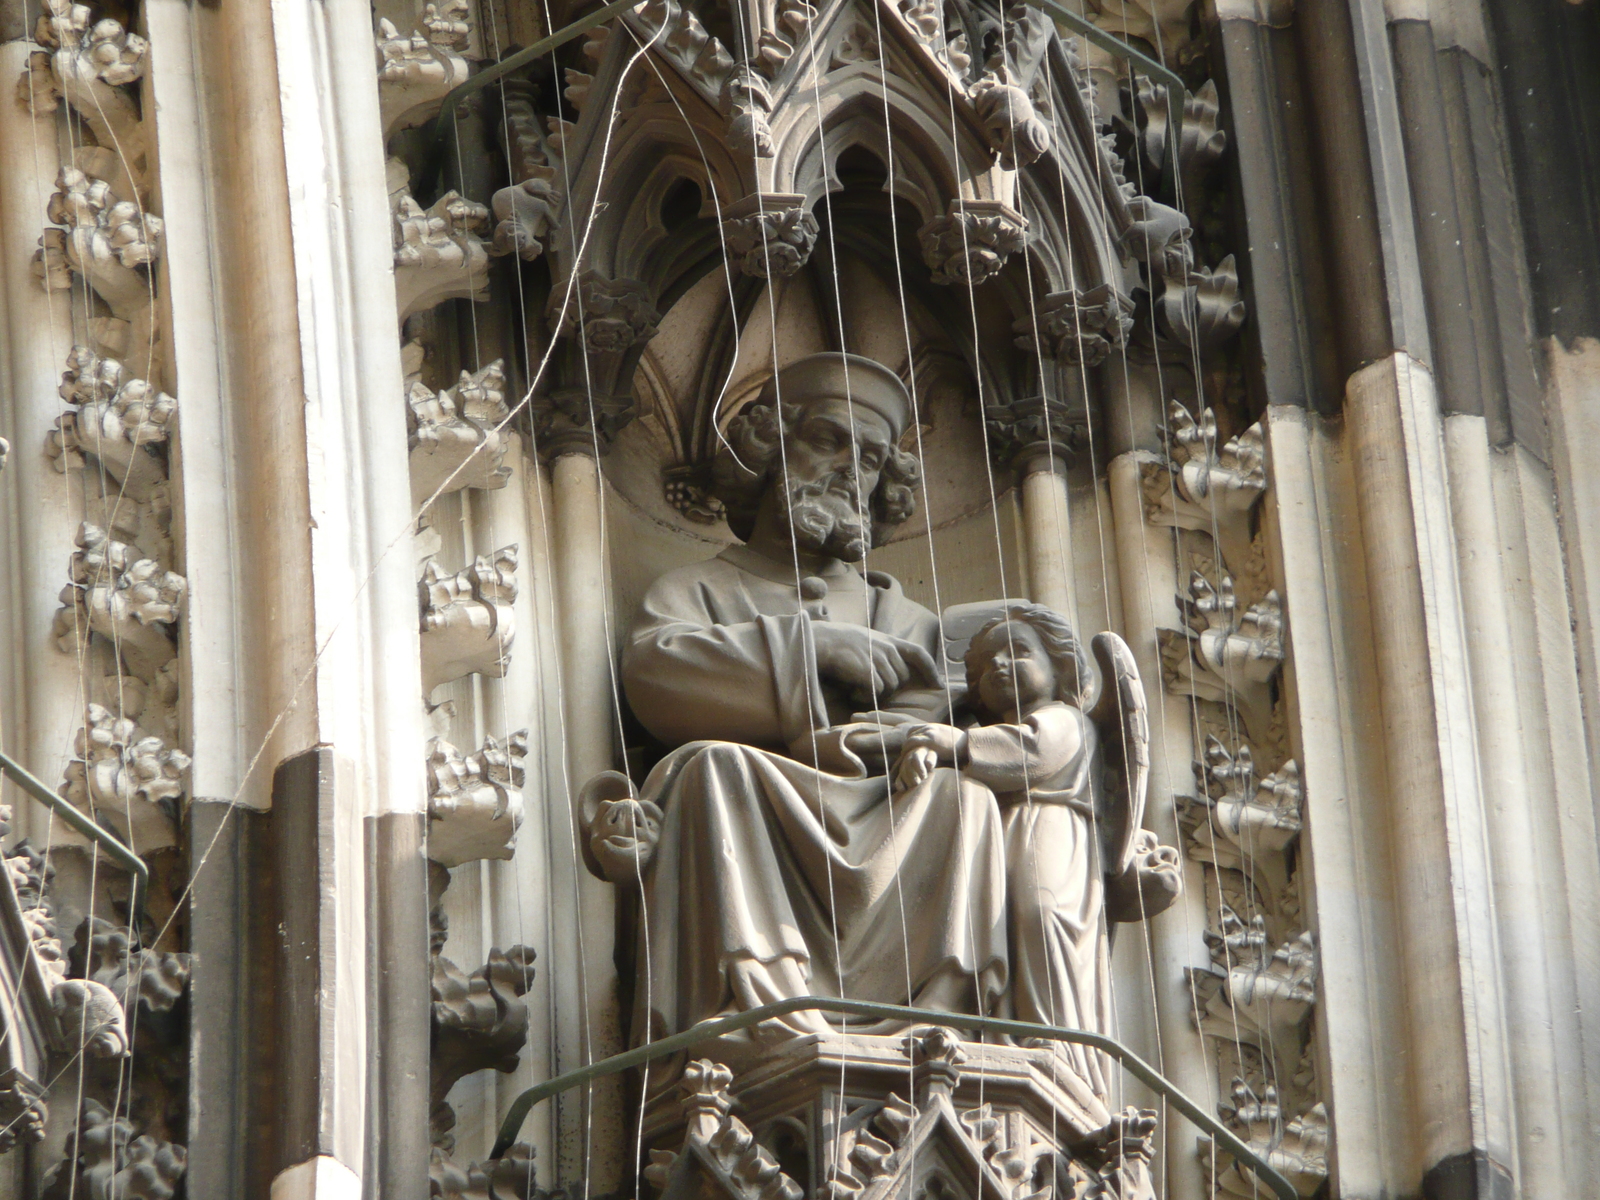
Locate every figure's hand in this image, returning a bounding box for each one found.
[842,722,910,764]
[894,745,940,792]
[811,624,942,701]
[900,723,967,762]
[588,797,664,885]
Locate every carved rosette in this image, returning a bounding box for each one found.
[419,546,518,694]
[918,200,1027,287]
[721,194,819,279]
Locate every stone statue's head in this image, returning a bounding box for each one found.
[964,604,1093,719]
[711,353,922,559]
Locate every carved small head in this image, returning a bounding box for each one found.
[964,604,1092,721]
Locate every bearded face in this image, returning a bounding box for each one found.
[781,469,870,561]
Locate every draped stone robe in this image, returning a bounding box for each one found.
[620,545,1009,1050]
[961,702,1112,1097]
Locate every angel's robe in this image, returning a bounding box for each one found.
[620,544,1009,1050]
[960,701,1112,1096]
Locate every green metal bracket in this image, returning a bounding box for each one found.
[1031,0,1186,202]
[0,748,149,927]
[416,0,1185,203]
[415,0,639,196]
[490,994,1297,1200]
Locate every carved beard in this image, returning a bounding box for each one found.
[781,472,869,561]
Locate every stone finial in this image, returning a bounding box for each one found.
[39,1100,185,1199]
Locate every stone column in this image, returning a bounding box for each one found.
[1018,450,1073,612]
[1346,353,1514,1196]
[545,445,624,1190]
[0,40,81,844]
[1107,451,1214,1200]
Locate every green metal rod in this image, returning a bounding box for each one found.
[416,0,640,195]
[1031,0,1186,203]
[0,748,148,920]
[490,994,1296,1200]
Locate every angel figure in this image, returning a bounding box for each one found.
[895,603,1182,1098]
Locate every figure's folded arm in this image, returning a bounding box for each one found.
[622,612,831,751]
[961,707,1082,791]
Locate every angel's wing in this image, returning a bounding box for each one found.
[1087,630,1149,877]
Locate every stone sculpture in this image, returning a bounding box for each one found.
[581,353,1182,1113]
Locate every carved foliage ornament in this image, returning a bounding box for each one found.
[376,0,472,139]
[36,167,161,322]
[919,200,1027,287]
[419,545,518,693]
[19,0,148,181]
[1014,284,1136,366]
[722,197,820,279]
[47,345,175,502]
[426,730,529,867]
[39,1100,185,1200]
[408,358,514,506]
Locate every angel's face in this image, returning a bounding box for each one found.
[971,620,1057,718]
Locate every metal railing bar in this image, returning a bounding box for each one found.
[0,748,148,923]
[490,994,1294,1200]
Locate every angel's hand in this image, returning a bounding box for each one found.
[894,745,940,792]
[842,722,910,765]
[901,723,967,763]
[588,797,664,884]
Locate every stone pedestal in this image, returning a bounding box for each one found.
[641,1029,1157,1200]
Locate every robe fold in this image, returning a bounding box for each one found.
[620,546,1009,1047]
[962,702,1112,1096]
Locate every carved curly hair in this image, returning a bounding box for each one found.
[964,603,1092,719]
[710,397,922,544]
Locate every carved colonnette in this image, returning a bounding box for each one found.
[1144,406,1327,1193]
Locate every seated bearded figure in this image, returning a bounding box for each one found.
[583,352,1011,1060]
